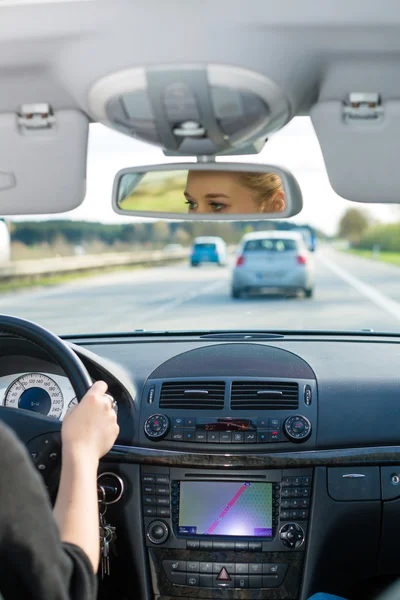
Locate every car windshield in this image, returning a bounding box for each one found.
[194,243,218,250]
[1,116,399,335]
[243,239,299,252]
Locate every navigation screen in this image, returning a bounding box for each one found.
[178,481,273,537]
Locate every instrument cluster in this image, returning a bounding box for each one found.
[0,372,77,420]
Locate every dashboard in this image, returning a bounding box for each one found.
[2,331,400,600]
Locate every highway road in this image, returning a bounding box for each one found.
[1,247,400,335]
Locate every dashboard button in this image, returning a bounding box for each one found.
[199,540,213,550]
[281,499,291,509]
[172,430,184,441]
[249,576,262,588]
[186,540,200,549]
[249,563,262,574]
[157,507,170,517]
[290,499,300,509]
[263,564,279,574]
[156,496,169,506]
[248,541,262,552]
[300,498,310,508]
[142,474,155,484]
[195,432,206,443]
[186,574,199,586]
[220,432,232,443]
[200,562,213,573]
[185,417,196,427]
[213,563,234,574]
[163,560,186,573]
[257,431,268,443]
[270,418,281,428]
[143,485,155,494]
[282,476,293,487]
[257,417,268,428]
[200,574,213,587]
[299,510,309,520]
[144,507,156,516]
[245,432,257,443]
[235,541,248,551]
[235,576,248,588]
[213,541,234,550]
[184,429,195,442]
[269,430,281,442]
[187,561,199,572]
[292,476,302,486]
[262,575,280,588]
[155,475,169,485]
[156,486,169,495]
[235,564,248,574]
[172,417,185,427]
[281,510,291,520]
[302,476,312,486]
[290,488,302,498]
[232,432,243,443]
[207,432,220,443]
[143,495,156,505]
[302,487,311,497]
[304,385,312,406]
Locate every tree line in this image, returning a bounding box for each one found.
[8,219,320,249]
[338,208,400,252]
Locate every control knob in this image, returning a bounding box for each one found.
[146,520,169,544]
[279,523,305,549]
[283,415,311,442]
[144,414,170,441]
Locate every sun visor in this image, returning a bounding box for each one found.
[0,108,88,215]
[311,98,400,203]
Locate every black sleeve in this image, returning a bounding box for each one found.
[0,420,97,600]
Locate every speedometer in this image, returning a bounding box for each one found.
[4,373,64,419]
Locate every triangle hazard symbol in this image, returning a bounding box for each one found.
[217,567,231,581]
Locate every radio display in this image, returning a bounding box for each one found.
[177,481,273,537]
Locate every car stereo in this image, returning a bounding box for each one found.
[142,467,312,595]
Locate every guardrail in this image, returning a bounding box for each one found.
[0,249,190,282]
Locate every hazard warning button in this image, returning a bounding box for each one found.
[217,567,231,582]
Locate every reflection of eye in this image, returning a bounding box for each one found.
[185,200,198,211]
[209,202,227,212]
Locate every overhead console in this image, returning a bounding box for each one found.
[138,343,317,452]
[88,64,291,156]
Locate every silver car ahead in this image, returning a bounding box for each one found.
[231,231,315,299]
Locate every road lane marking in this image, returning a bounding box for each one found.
[138,279,227,322]
[319,253,400,323]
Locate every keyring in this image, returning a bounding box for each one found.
[97,485,106,505]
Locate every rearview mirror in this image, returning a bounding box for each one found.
[112,163,303,220]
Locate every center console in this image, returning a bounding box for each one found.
[141,466,313,599]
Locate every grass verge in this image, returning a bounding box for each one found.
[344,248,400,267]
[0,260,182,294]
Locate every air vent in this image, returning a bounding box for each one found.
[230,381,299,410]
[159,381,225,410]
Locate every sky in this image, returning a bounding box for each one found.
[11,116,399,236]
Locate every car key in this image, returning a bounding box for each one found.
[100,519,116,579]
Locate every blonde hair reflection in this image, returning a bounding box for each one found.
[235,172,285,213]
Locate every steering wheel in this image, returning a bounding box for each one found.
[0,315,92,481]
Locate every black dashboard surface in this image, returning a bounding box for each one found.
[72,334,400,451]
[2,333,400,452]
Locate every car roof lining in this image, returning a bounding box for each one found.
[1,0,400,212]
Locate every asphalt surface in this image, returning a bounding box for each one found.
[1,247,400,335]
